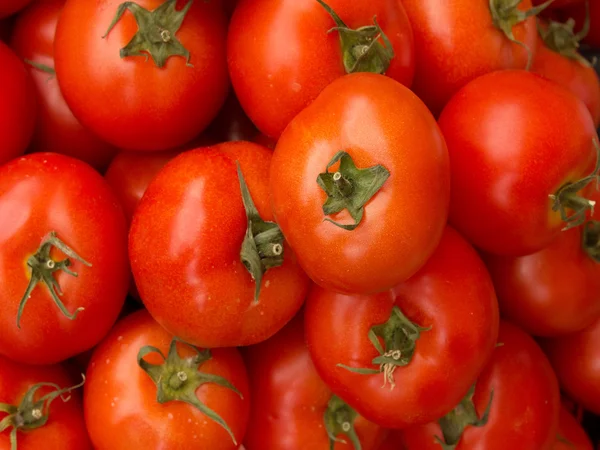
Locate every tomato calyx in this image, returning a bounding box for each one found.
[137,338,243,445]
[434,386,494,450]
[17,231,90,329]
[23,60,56,79]
[0,375,85,450]
[488,0,555,69]
[236,163,285,303]
[102,0,194,68]
[316,0,394,75]
[583,220,600,262]
[550,138,600,231]
[338,306,429,389]
[324,395,362,450]
[317,151,390,231]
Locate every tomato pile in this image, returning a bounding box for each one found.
[0,0,600,449]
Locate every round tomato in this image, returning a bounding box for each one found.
[0,40,36,166]
[228,0,415,139]
[10,0,118,172]
[243,313,387,450]
[554,406,593,450]
[54,0,228,151]
[304,227,499,428]
[401,0,547,116]
[439,70,598,256]
[561,1,600,49]
[0,153,129,364]
[543,315,600,415]
[84,309,249,450]
[532,18,600,126]
[0,0,33,18]
[270,73,449,294]
[129,141,310,348]
[400,321,560,450]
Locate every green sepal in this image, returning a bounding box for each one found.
[324,395,363,450]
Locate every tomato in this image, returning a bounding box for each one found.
[130,141,310,347]
[0,354,90,449]
[243,313,387,450]
[0,40,36,166]
[228,0,415,139]
[376,432,403,450]
[554,406,593,450]
[400,321,560,450]
[401,0,547,116]
[532,18,600,126]
[270,73,449,294]
[543,315,600,415]
[84,309,249,450]
[304,227,499,428]
[10,0,118,172]
[561,1,600,49]
[54,0,229,151]
[0,0,33,19]
[0,153,129,364]
[439,70,598,256]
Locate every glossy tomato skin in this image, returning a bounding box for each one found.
[10,0,118,172]
[439,70,597,256]
[54,0,229,151]
[553,406,593,450]
[228,0,415,139]
[543,316,600,415]
[532,25,600,126]
[85,309,249,450]
[270,73,449,294]
[305,227,499,428]
[130,141,310,348]
[244,313,387,450]
[401,0,537,116]
[0,153,129,364]
[0,0,34,19]
[0,40,36,166]
[400,321,561,450]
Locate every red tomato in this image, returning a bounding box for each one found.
[84,309,249,450]
[376,432,403,450]
[0,354,90,449]
[532,19,600,126]
[439,70,598,256]
[270,73,449,294]
[401,0,545,116]
[0,40,36,166]
[0,0,33,19]
[228,0,415,138]
[54,0,229,151]
[129,141,310,348]
[0,153,129,364]
[553,406,593,450]
[243,313,387,450]
[561,1,600,48]
[10,0,118,172]
[400,321,560,450]
[304,227,499,428]
[543,315,600,415]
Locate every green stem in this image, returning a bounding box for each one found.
[324,396,362,450]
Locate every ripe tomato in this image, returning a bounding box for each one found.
[0,354,90,449]
[130,141,310,348]
[400,321,560,450]
[532,18,600,126]
[439,70,598,256]
[84,309,249,450]
[554,406,593,450]
[0,0,33,18]
[304,227,499,428]
[228,0,415,138]
[270,73,449,294]
[54,0,229,151]
[401,0,546,116]
[243,313,387,450]
[376,431,403,450]
[543,315,600,415]
[10,0,118,172]
[561,1,600,49]
[0,40,36,166]
[0,153,129,364]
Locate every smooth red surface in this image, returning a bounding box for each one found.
[0,0,34,19]
[270,73,449,294]
[228,0,415,138]
[130,141,310,347]
[84,310,249,450]
[305,227,499,428]
[553,406,593,450]
[0,153,129,364]
[439,70,598,256]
